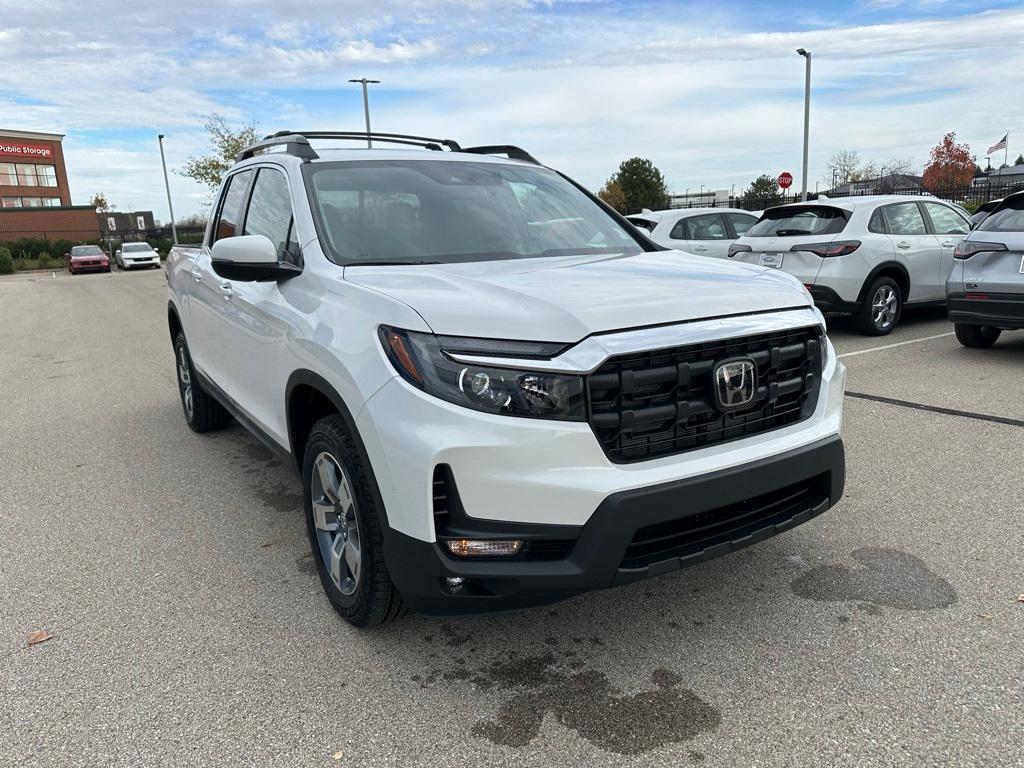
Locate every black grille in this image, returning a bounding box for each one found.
[586,325,823,463]
[621,474,830,570]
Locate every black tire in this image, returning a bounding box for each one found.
[855,276,902,336]
[302,414,406,627]
[117,262,124,271]
[173,332,232,432]
[955,323,1001,348]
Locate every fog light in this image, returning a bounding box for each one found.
[444,539,523,557]
[445,577,465,591]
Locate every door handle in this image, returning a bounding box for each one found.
[896,241,911,249]
[191,269,202,282]
[219,282,233,300]
[693,244,708,251]
[940,240,955,247]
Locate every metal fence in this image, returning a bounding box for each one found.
[101,224,207,252]
[649,180,1024,216]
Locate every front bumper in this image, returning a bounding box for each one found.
[385,435,845,615]
[70,261,109,272]
[947,292,1024,329]
[125,256,161,268]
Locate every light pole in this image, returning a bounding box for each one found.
[797,48,812,202]
[348,78,380,147]
[699,184,705,199]
[157,134,177,244]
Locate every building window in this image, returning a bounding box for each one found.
[20,197,42,207]
[43,197,61,207]
[35,165,57,187]
[1,197,22,208]
[0,163,15,186]
[15,164,38,186]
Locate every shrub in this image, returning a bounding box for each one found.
[0,246,13,275]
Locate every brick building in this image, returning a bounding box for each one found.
[0,129,100,243]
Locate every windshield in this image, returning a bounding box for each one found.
[977,197,1024,232]
[744,206,849,237]
[308,160,643,264]
[71,246,103,256]
[123,243,152,252]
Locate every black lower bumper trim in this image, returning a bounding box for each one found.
[383,435,845,616]
[809,286,860,314]
[947,293,1024,328]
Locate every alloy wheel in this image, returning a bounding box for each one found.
[871,285,898,330]
[310,452,361,597]
[177,345,194,419]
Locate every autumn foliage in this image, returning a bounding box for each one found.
[922,132,975,191]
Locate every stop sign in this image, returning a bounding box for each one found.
[778,171,794,189]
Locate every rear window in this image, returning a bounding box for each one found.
[744,206,848,237]
[626,216,657,232]
[977,196,1024,232]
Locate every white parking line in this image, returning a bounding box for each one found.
[838,331,955,359]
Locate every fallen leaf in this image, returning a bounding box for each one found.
[332,751,344,761]
[1016,594,1024,603]
[27,630,52,646]
[977,613,993,620]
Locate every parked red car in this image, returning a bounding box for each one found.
[66,245,110,274]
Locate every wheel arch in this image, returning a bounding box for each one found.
[167,301,183,345]
[285,369,392,527]
[857,261,910,304]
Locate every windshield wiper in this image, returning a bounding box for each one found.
[347,260,441,266]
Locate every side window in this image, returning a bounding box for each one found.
[687,213,728,240]
[924,203,969,235]
[868,208,887,234]
[669,219,689,240]
[725,212,756,236]
[883,203,927,236]
[243,168,298,262]
[213,169,254,243]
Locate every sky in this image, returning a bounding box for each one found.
[1,0,1023,220]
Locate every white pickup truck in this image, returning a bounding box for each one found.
[166,131,846,627]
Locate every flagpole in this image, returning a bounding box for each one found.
[1005,131,1009,168]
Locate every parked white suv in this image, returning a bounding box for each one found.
[116,241,161,270]
[627,208,758,259]
[727,195,971,335]
[166,131,846,626]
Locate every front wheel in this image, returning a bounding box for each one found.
[955,324,1001,348]
[173,332,232,432]
[302,414,405,627]
[855,277,902,336]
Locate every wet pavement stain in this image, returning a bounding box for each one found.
[255,482,303,513]
[471,662,720,755]
[421,650,720,755]
[790,547,957,610]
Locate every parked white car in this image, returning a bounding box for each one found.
[727,195,971,335]
[166,131,845,626]
[627,208,759,259]
[116,242,161,270]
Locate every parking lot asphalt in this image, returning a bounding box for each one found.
[1,268,1022,768]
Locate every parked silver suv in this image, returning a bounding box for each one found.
[947,191,1024,347]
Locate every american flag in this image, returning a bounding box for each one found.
[987,133,1008,155]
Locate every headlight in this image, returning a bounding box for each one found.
[378,326,586,421]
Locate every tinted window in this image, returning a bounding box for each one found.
[725,212,756,236]
[923,203,969,235]
[244,168,298,260]
[685,213,728,240]
[669,219,689,240]
[214,170,254,242]
[745,206,848,237]
[883,203,927,235]
[309,160,642,264]
[978,196,1024,232]
[868,208,887,234]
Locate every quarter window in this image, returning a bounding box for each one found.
[883,203,927,236]
[868,209,887,234]
[243,168,299,261]
[213,170,254,243]
[923,203,969,235]
[725,212,756,236]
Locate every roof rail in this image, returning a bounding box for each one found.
[237,134,319,162]
[463,145,541,165]
[267,130,463,153]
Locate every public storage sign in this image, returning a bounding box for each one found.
[0,142,53,159]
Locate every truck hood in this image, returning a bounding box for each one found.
[344,251,812,342]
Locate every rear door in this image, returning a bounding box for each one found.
[673,212,731,258]
[882,201,941,302]
[188,168,254,389]
[921,201,970,290]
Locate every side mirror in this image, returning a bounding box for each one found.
[63,253,70,259]
[211,234,301,282]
